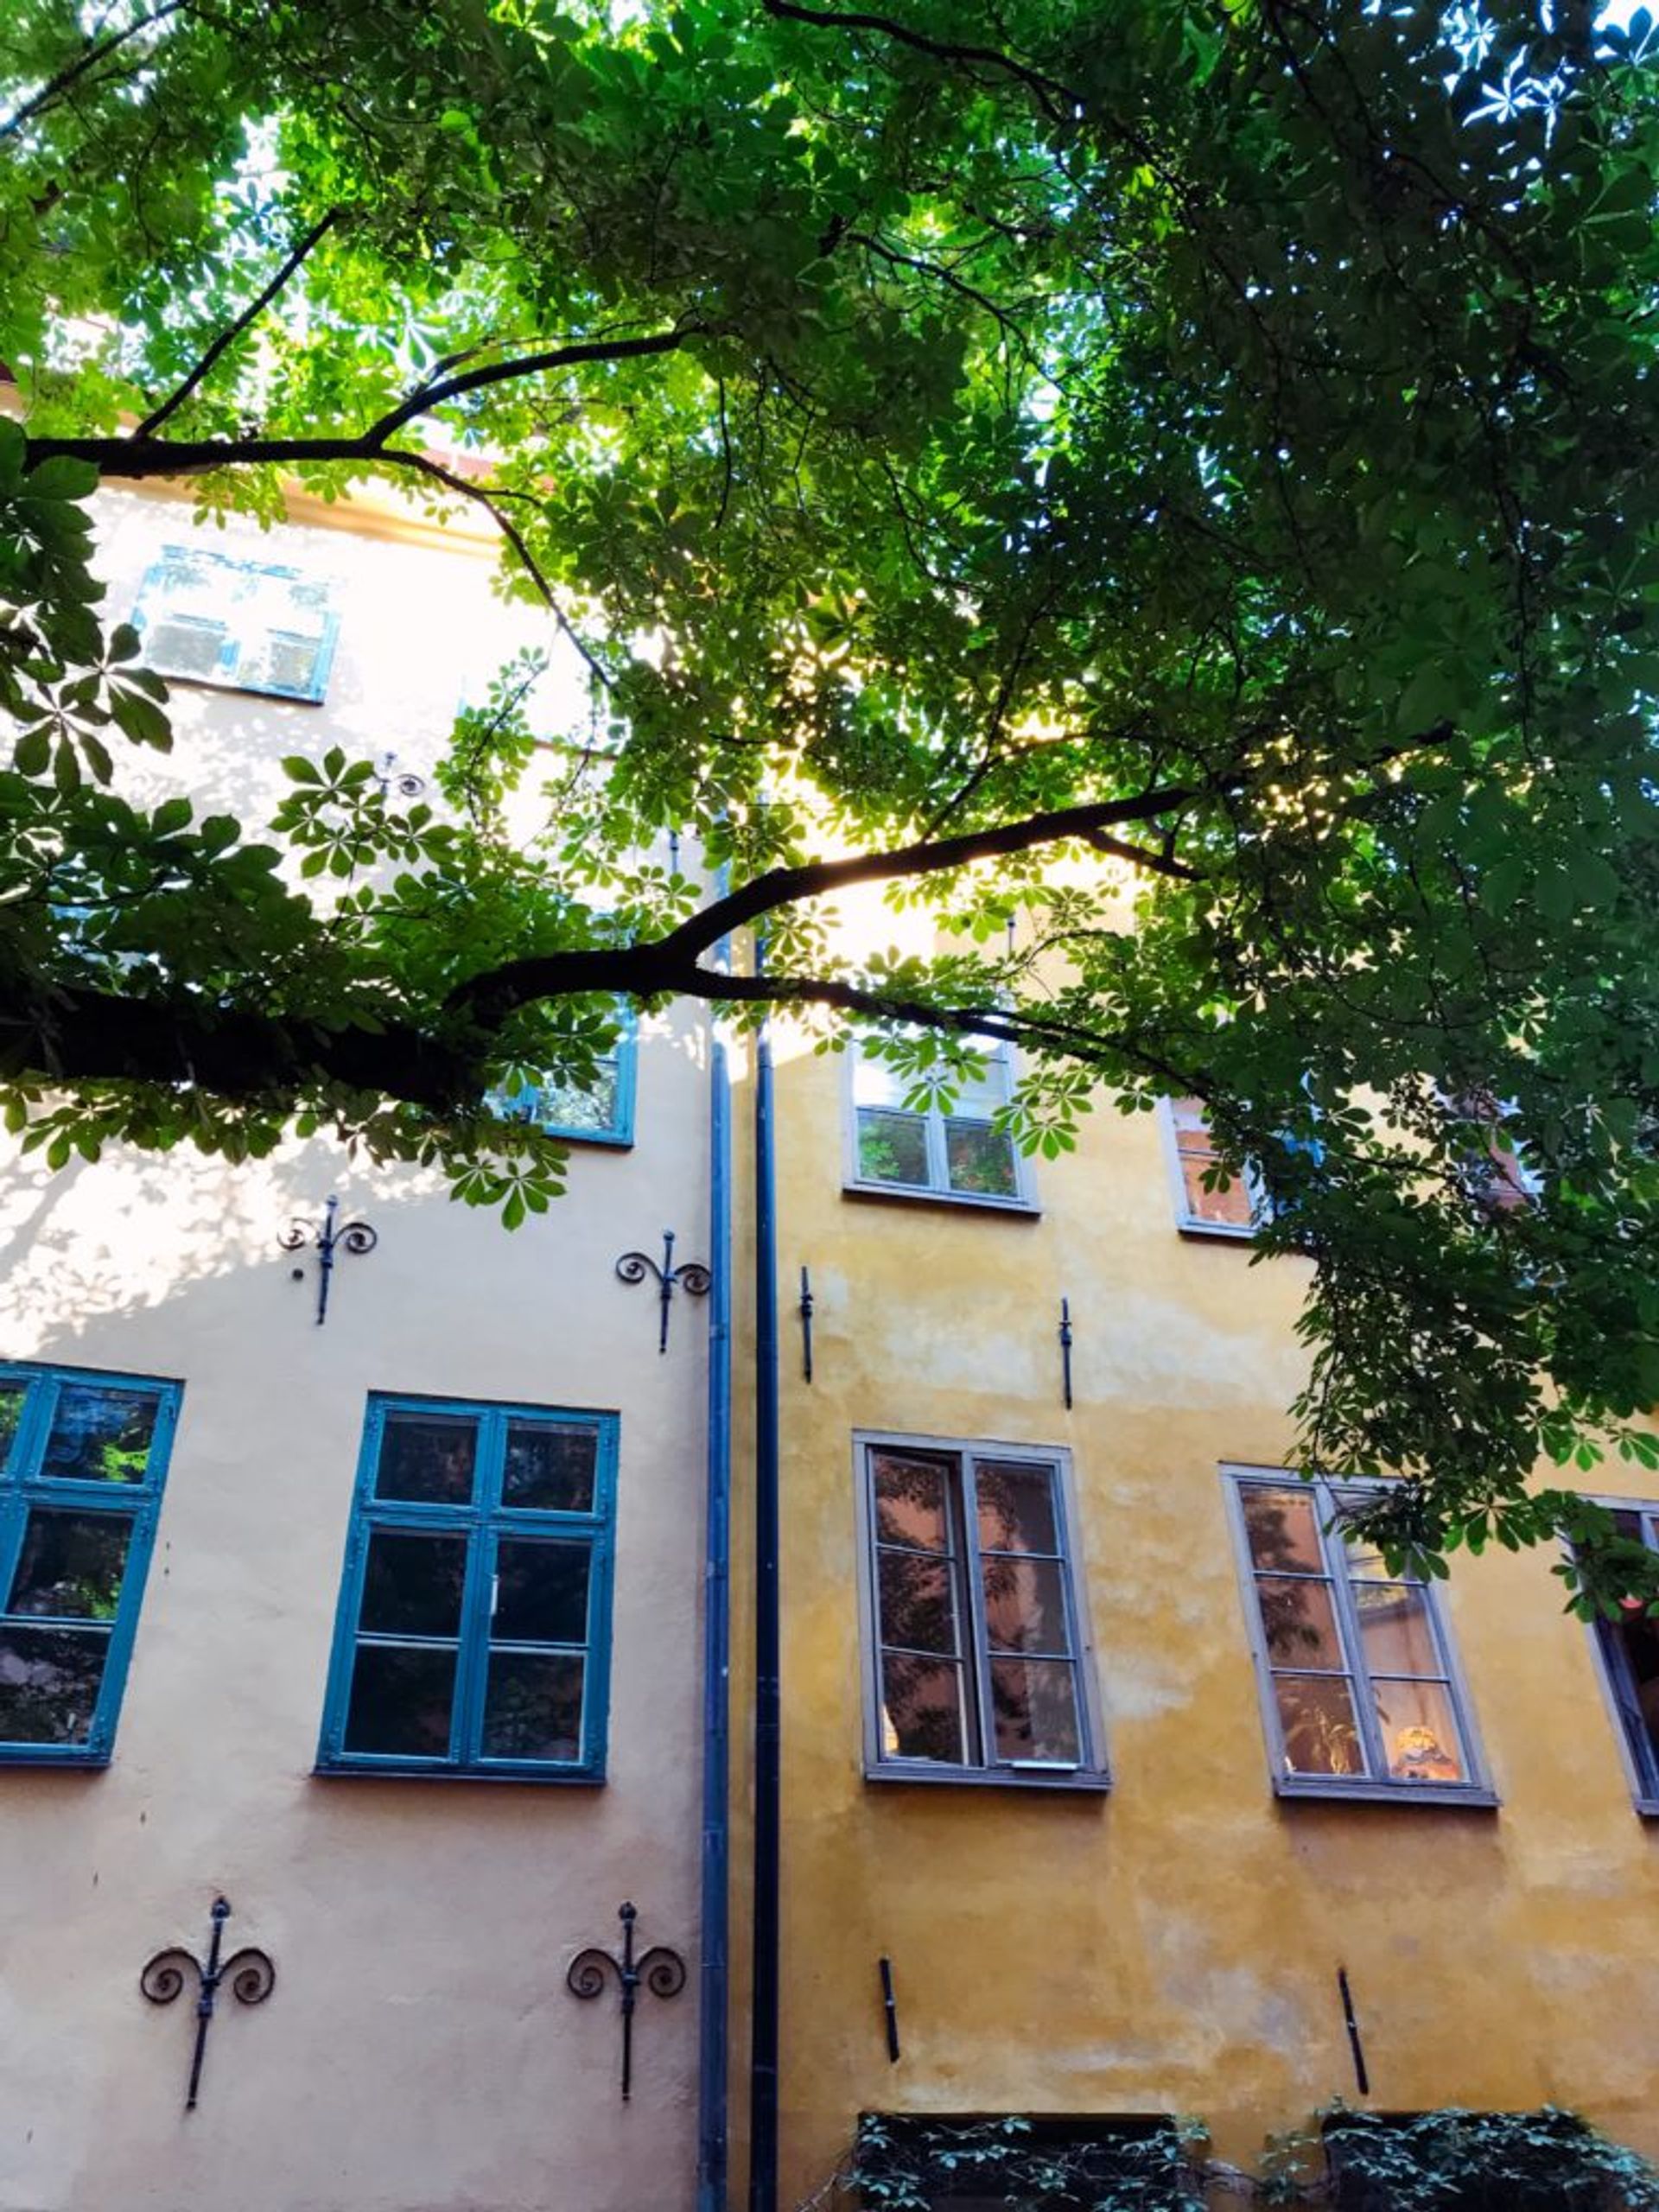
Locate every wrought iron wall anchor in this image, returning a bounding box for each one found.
[373,749,427,802]
[1337,1964,1370,2096]
[1059,1296,1075,1410]
[567,1902,686,2101]
[279,1194,378,1327]
[615,1230,711,1355]
[141,1896,275,2112]
[798,1265,815,1384]
[878,1955,900,2063]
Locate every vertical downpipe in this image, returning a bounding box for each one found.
[748,944,781,2212]
[696,998,733,2211]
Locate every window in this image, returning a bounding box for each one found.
[1225,1470,1491,1802]
[484,1011,637,1147]
[856,1435,1104,1786]
[1581,1503,1659,1811]
[854,2117,1198,2210]
[1445,1090,1538,1215]
[1160,1096,1264,1236]
[130,545,340,702]
[849,1044,1032,1208]
[0,1363,179,1764]
[318,1395,618,1780]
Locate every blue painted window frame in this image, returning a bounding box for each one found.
[0,1361,181,1769]
[317,1394,619,1783]
[130,544,341,704]
[485,1007,638,1148]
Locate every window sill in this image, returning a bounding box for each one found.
[530,1128,634,1150]
[1176,1217,1259,1243]
[145,670,327,707]
[1273,1777,1498,1809]
[313,1761,606,1787]
[0,1748,111,1770]
[866,1760,1110,1795]
[843,1179,1039,1218]
[1632,1797,1659,1819]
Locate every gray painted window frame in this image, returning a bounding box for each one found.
[1221,1464,1497,1807]
[853,1428,1109,1792]
[1567,1492,1659,1817]
[842,1043,1039,1215]
[1156,1096,1267,1241]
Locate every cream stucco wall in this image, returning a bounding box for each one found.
[728,1029,1659,2207]
[0,486,713,2212]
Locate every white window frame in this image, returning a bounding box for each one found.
[852,1429,1109,1791]
[1157,1096,1268,1240]
[1570,1495,1659,1816]
[842,1041,1037,1213]
[1222,1465,1496,1806]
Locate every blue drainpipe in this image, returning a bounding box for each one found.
[697,938,734,2210]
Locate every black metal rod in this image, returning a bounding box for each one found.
[315,1196,338,1328]
[879,1956,899,2063]
[618,1903,639,2102]
[1338,1965,1370,2095]
[185,1898,229,2111]
[1059,1295,1074,1410]
[658,1230,677,1356]
[798,1266,814,1384]
[748,978,781,2212]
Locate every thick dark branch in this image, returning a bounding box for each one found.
[760,0,1084,121]
[25,327,700,480]
[452,774,1243,1020]
[135,207,344,438]
[0,0,188,140]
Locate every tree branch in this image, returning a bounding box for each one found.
[0,0,188,141]
[134,207,344,438]
[760,0,1084,123]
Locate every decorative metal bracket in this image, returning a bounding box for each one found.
[798,1265,815,1383]
[1059,1296,1074,1410]
[279,1194,378,1327]
[141,1896,275,2112]
[567,1901,686,2101]
[373,749,427,802]
[615,1230,711,1355]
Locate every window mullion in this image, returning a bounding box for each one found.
[958,1457,995,1767]
[924,1104,949,1193]
[453,1428,499,1766]
[1322,1494,1384,1782]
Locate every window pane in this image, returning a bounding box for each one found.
[852,1055,907,1109]
[982,1558,1071,1655]
[0,1627,110,1744]
[1272,1673,1365,1777]
[8,1511,130,1620]
[950,1053,1011,1120]
[0,1385,26,1465]
[988,1656,1081,1763]
[1241,1484,1325,1574]
[975,1463,1059,1554]
[879,1652,968,1762]
[493,1541,589,1644]
[482,1651,583,1760]
[1602,1610,1659,1786]
[359,1532,468,1637]
[41,1386,156,1484]
[878,1552,962,1656]
[857,1108,930,1187]
[489,1065,619,1136]
[343,1646,456,1758]
[1351,1580,1443,1677]
[1173,1099,1253,1226]
[873,1455,952,1552]
[944,1119,1017,1198]
[374,1413,477,1504]
[1372,1678,1467,1783]
[502,1422,596,1512]
[1254,1575,1346,1669]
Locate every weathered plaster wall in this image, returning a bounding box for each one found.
[730,1032,1659,2208]
[0,490,709,2212]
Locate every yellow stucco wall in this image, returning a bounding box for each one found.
[728,1029,1659,2208]
[0,488,711,2212]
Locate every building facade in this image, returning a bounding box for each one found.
[2,481,1658,2209]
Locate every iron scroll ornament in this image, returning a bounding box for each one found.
[614,1230,712,1354]
[567,1901,687,2101]
[279,1192,378,1326]
[141,1896,275,2111]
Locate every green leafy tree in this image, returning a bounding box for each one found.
[4,0,1659,1582]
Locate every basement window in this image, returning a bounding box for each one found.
[853,2115,1199,2209]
